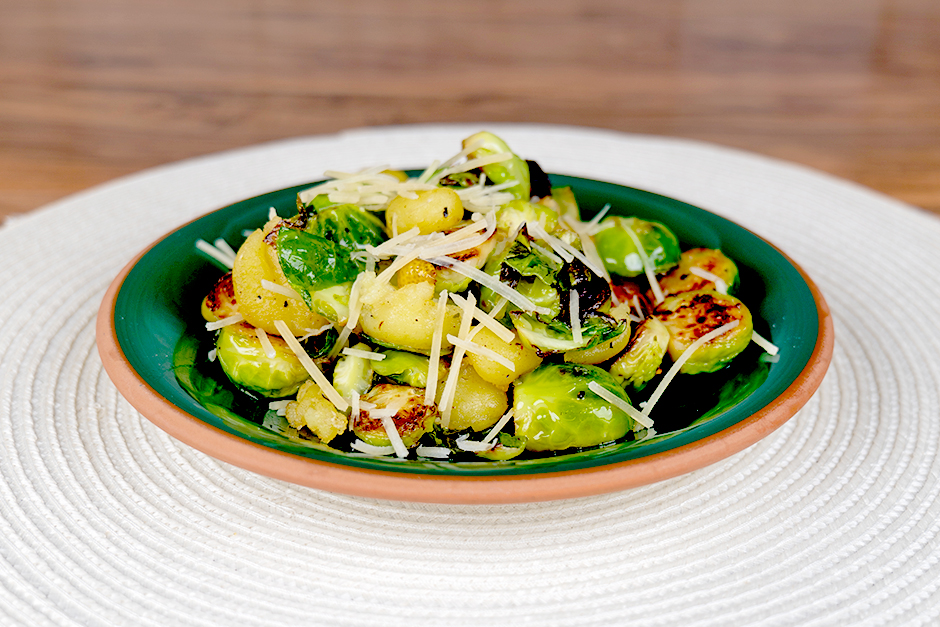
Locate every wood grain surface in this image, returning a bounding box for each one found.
[1,0,938,220]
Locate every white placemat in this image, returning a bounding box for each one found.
[1,124,939,626]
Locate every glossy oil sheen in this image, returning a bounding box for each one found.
[114,175,819,476]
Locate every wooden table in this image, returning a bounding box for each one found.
[2,0,938,220]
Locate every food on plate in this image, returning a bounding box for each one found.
[183,131,779,461]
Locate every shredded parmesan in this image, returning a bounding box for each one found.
[455,436,496,452]
[569,290,582,344]
[350,440,395,456]
[689,266,728,295]
[205,313,243,331]
[415,446,451,459]
[439,293,477,426]
[641,320,741,419]
[587,381,653,430]
[380,415,409,459]
[268,400,290,416]
[196,239,236,269]
[342,347,387,361]
[448,293,515,344]
[427,256,551,315]
[213,238,237,260]
[751,330,780,356]
[274,320,349,412]
[254,327,276,359]
[261,279,302,300]
[481,409,514,444]
[207,348,217,362]
[623,226,665,304]
[424,290,450,406]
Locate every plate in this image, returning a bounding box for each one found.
[96,174,833,503]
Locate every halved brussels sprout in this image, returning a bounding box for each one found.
[353,384,438,448]
[593,216,680,278]
[657,248,740,299]
[372,350,443,388]
[654,290,753,374]
[495,200,559,236]
[332,342,374,400]
[510,312,625,355]
[513,363,635,451]
[462,131,530,200]
[201,272,238,322]
[474,432,526,461]
[610,317,670,390]
[285,379,347,443]
[215,323,309,398]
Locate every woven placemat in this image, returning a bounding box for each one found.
[1,124,939,626]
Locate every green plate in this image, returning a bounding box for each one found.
[97,175,833,503]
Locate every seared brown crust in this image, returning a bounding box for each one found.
[204,272,238,317]
[655,291,744,343]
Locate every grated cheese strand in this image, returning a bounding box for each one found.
[427,256,551,315]
[196,239,236,269]
[689,266,728,295]
[424,290,449,406]
[380,414,410,459]
[350,391,360,430]
[205,313,244,331]
[213,238,238,260]
[261,279,302,300]
[587,381,653,430]
[751,330,780,356]
[448,293,515,344]
[254,327,276,359]
[415,446,451,459]
[641,320,740,419]
[342,347,387,361]
[481,409,515,445]
[351,440,395,456]
[274,320,349,412]
[623,226,665,304]
[439,293,477,426]
[570,289,582,344]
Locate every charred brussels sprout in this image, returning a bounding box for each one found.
[513,363,635,451]
[610,317,670,390]
[593,216,680,278]
[462,131,531,200]
[658,248,740,298]
[495,200,559,236]
[655,290,753,374]
[215,323,308,398]
[353,384,438,448]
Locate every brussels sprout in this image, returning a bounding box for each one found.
[215,323,309,398]
[610,317,670,390]
[513,363,635,451]
[332,342,374,400]
[285,380,347,443]
[462,131,531,200]
[495,200,559,236]
[276,203,386,324]
[372,351,444,388]
[353,384,438,448]
[654,290,753,374]
[657,248,740,299]
[201,272,238,322]
[474,432,526,461]
[549,186,580,222]
[510,311,626,355]
[593,216,680,278]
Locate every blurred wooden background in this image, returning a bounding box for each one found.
[1,0,938,220]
